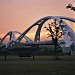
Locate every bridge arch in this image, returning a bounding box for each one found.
[0,31,32,47]
[0,31,13,44]
[16,16,75,46]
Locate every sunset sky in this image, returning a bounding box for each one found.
[0,0,75,41]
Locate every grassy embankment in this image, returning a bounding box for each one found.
[0,56,75,75]
[0,55,75,61]
[0,64,75,75]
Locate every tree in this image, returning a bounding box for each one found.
[66,3,75,11]
[44,19,65,60]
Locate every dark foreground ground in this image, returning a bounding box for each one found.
[0,56,75,75]
[0,60,75,64]
[0,62,75,75]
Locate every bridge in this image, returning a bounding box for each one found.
[0,16,75,56]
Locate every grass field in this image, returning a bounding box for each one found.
[0,55,75,61]
[0,64,75,75]
[0,55,75,75]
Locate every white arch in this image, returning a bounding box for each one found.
[0,31,32,48]
[12,31,32,42]
[54,17,75,46]
[16,16,75,47]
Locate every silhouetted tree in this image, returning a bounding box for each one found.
[66,3,75,11]
[44,19,65,60]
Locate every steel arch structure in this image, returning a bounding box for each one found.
[0,16,75,56]
[0,31,32,48]
[0,31,32,43]
[16,16,75,46]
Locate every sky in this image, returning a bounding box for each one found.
[0,0,75,41]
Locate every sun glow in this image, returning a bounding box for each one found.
[0,0,74,43]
